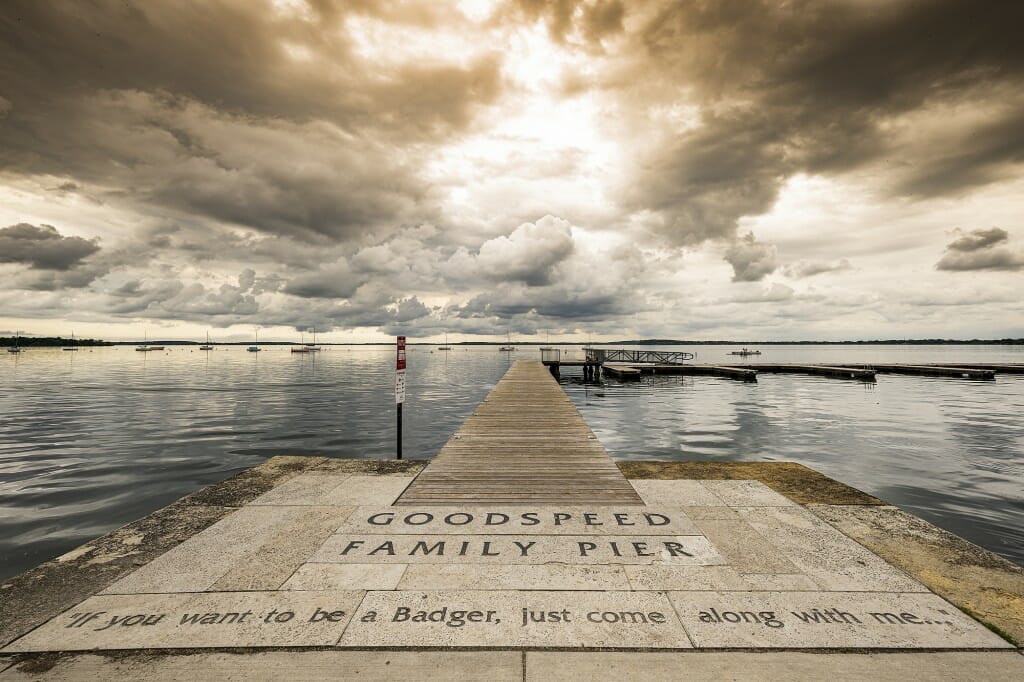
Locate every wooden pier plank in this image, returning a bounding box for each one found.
[397,361,642,506]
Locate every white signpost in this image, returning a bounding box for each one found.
[396,336,406,459]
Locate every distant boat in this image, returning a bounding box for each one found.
[439,333,451,351]
[499,330,515,352]
[136,332,164,352]
[247,329,261,352]
[291,330,311,353]
[199,331,214,351]
[63,331,79,351]
[304,327,321,352]
[7,330,22,353]
[728,348,762,356]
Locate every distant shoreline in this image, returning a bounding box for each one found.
[4,337,1023,347]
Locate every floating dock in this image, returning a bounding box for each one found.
[860,364,997,379]
[1,360,1022,679]
[543,349,1023,383]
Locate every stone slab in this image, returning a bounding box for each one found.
[321,475,415,505]
[0,651,525,681]
[631,480,727,507]
[620,461,885,505]
[694,519,801,574]
[339,590,691,648]
[525,652,1024,681]
[311,534,724,565]
[101,506,312,594]
[809,503,1024,646]
[282,564,408,591]
[701,480,797,507]
[624,565,747,591]
[337,507,698,535]
[669,591,1014,649]
[248,473,353,506]
[212,506,357,591]
[734,506,927,592]
[398,565,632,591]
[680,506,741,520]
[2,591,364,652]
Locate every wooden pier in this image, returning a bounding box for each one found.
[397,360,643,505]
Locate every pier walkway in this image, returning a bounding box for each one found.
[397,360,642,506]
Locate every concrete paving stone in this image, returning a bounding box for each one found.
[734,506,928,592]
[320,475,415,505]
[247,473,353,506]
[337,506,699,535]
[739,574,820,591]
[693,519,801,574]
[680,506,741,520]
[701,480,798,507]
[312,534,725,565]
[0,651,524,681]
[669,591,1014,649]
[340,590,691,648]
[808,503,1024,646]
[101,506,313,594]
[210,507,357,591]
[631,480,727,507]
[2,591,365,652]
[398,565,632,591]
[524,651,1024,681]
[282,564,408,590]
[624,566,747,591]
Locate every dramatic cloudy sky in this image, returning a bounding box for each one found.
[1,0,1022,342]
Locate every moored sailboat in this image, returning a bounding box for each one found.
[304,327,321,352]
[136,331,164,352]
[199,331,214,351]
[291,331,311,353]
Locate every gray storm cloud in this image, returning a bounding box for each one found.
[0,223,100,270]
[724,233,778,283]
[936,228,1024,272]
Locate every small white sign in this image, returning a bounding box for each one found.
[395,369,406,404]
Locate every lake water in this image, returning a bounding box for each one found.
[1,344,1022,580]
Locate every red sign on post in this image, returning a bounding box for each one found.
[396,336,407,371]
[395,336,407,404]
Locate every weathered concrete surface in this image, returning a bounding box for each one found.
[2,439,1022,671]
[340,590,689,648]
[525,652,1024,681]
[4,591,365,652]
[671,590,1011,649]
[0,651,523,681]
[619,461,884,505]
[810,503,1024,646]
[0,457,425,648]
[2,651,1021,680]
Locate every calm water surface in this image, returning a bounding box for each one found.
[1,344,1022,580]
